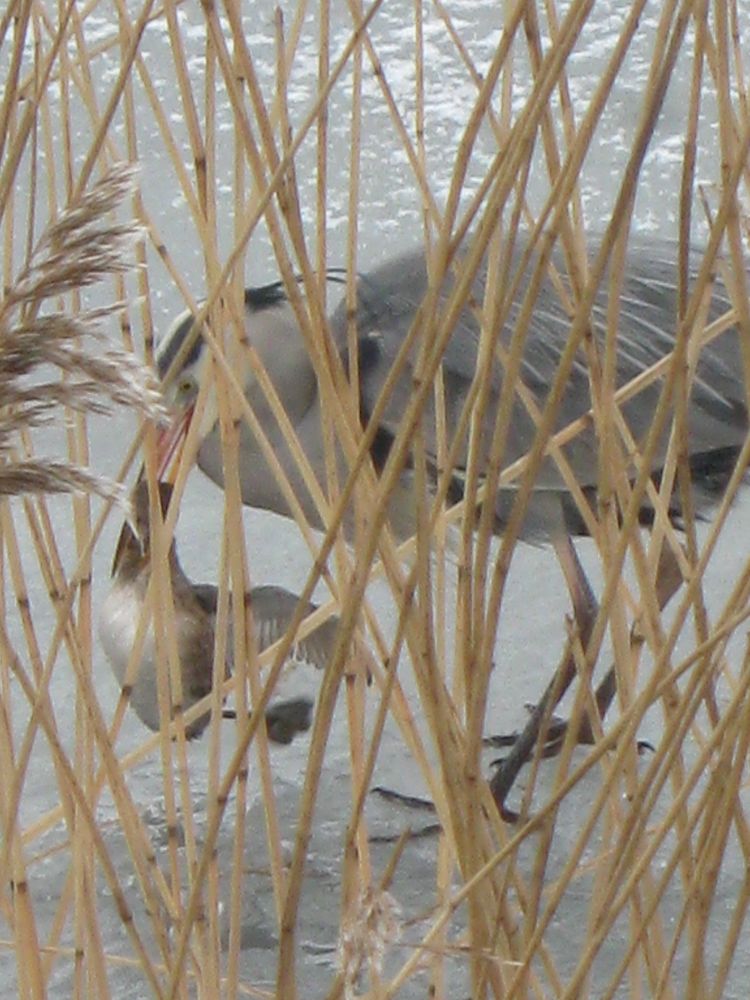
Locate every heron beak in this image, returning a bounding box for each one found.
[156,401,195,483]
[110,403,195,578]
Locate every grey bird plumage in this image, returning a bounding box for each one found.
[157,235,746,540]
[342,239,746,535]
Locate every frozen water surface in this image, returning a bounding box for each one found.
[4,0,750,996]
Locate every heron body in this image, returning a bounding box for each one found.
[341,240,746,535]
[153,233,749,816]
[158,236,747,540]
[99,481,340,741]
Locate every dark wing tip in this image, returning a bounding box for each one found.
[244,281,288,312]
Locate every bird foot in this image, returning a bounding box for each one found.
[483,708,573,761]
[368,787,442,841]
[222,696,314,745]
[370,786,437,812]
[486,708,655,821]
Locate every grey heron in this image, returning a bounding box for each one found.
[100,480,341,741]
[153,233,748,817]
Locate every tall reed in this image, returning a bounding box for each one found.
[1,1,749,998]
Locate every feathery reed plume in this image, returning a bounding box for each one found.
[0,163,164,499]
[338,889,402,999]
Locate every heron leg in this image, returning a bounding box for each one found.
[489,534,598,821]
[371,542,684,826]
[540,540,684,750]
[369,537,598,825]
[489,538,685,820]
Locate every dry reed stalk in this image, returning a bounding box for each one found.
[225,57,252,991]
[323,0,380,940]
[388,9,750,1000]
[3,0,750,997]
[1,84,180,991]
[61,13,209,968]
[0,157,162,758]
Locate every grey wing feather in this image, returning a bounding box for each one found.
[191,583,337,670]
[249,585,337,671]
[330,236,747,500]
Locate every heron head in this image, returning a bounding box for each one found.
[152,280,323,491]
[153,309,218,482]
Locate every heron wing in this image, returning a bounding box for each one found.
[332,236,746,501]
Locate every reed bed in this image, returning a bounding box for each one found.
[1,0,750,997]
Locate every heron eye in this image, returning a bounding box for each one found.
[178,375,195,396]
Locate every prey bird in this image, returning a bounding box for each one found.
[100,480,342,742]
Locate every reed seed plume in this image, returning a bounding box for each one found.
[0,163,164,500]
[338,889,403,999]
[5,164,142,307]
